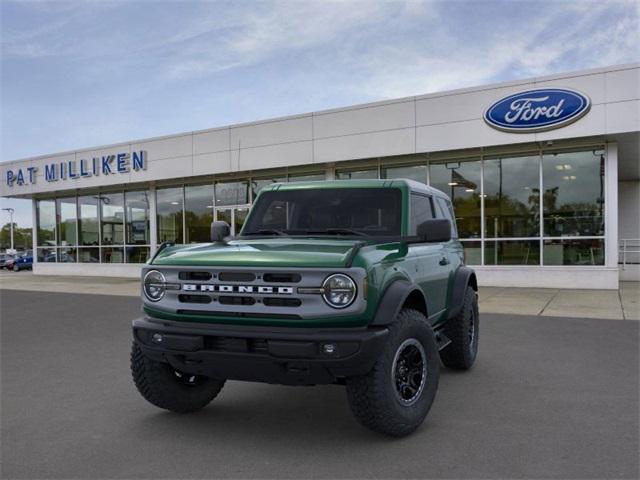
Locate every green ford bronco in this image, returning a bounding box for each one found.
[131,179,479,436]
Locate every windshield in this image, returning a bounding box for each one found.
[242,188,402,237]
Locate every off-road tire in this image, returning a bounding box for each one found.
[345,309,440,437]
[131,342,225,413]
[440,286,479,370]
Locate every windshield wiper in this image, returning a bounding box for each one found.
[304,228,369,237]
[244,229,289,236]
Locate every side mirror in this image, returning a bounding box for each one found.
[417,218,452,243]
[211,221,231,243]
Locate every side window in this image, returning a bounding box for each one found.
[410,193,435,235]
[436,197,458,238]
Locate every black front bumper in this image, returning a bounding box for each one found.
[133,317,389,385]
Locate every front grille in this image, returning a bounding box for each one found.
[219,272,256,282]
[178,294,212,304]
[263,297,302,307]
[263,273,301,283]
[179,271,212,281]
[202,336,269,354]
[219,296,256,306]
[157,267,364,319]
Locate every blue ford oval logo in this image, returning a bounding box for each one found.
[484,88,591,133]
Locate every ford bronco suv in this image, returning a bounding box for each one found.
[131,179,479,436]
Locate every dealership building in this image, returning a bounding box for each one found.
[1,63,638,289]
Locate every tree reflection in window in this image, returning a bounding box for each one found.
[430,160,481,238]
[484,155,540,238]
[542,150,605,237]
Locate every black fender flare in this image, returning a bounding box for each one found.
[446,266,478,320]
[370,279,428,326]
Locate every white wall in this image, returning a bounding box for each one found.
[34,263,142,278]
[475,266,620,289]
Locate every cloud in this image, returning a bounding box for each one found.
[353,0,640,99]
[163,1,398,80]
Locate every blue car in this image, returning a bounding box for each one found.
[10,251,33,271]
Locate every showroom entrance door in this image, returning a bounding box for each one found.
[215,206,250,236]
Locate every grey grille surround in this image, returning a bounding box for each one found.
[142,265,367,319]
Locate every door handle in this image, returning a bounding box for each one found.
[439,257,450,266]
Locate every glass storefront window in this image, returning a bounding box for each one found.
[37,246,56,262]
[100,193,124,245]
[29,147,608,269]
[36,200,56,246]
[216,208,232,226]
[484,240,540,265]
[288,172,325,182]
[58,247,76,263]
[157,187,184,243]
[542,150,605,237]
[214,181,249,206]
[126,246,150,264]
[101,247,124,263]
[460,241,481,265]
[543,238,604,265]
[185,184,214,243]
[78,196,99,246]
[484,155,540,238]
[430,160,481,238]
[78,247,99,263]
[125,191,150,245]
[336,169,378,180]
[252,177,286,198]
[382,164,428,184]
[56,197,77,246]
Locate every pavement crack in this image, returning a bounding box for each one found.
[539,290,560,316]
[618,288,627,320]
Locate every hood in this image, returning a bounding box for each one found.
[151,238,363,268]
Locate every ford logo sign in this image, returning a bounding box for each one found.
[484,88,591,133]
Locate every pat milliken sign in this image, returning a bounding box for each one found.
[484,88,591,133]
[5,150,147,187]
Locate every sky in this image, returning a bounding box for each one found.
[1,0,639,228]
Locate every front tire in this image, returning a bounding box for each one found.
[131,342,225,413]
[440,286,479,370]
[12,264,19,272]
[345,309,440,437]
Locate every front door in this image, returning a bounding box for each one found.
[410,243,450,320]
[408,193,451,321]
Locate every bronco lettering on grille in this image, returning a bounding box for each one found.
[182,284,294,295]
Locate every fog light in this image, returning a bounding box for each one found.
[323,343,337,354]
[152,333,163,344]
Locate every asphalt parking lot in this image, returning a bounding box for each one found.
[1,290,638,479]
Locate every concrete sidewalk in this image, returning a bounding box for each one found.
[479,282,639,320]
[1,270,638,320]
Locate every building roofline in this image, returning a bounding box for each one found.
[2,62,638,166]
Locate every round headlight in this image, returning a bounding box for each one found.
[143,270,166,302]
[322,273,357,309]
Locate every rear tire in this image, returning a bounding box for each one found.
[345,309,440,437]
[131,342,225,413]
[440,286,479,370]
[12,264,19,272]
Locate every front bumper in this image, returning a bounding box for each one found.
[133,316,389,385]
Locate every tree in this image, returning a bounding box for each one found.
[0,223,32,251]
